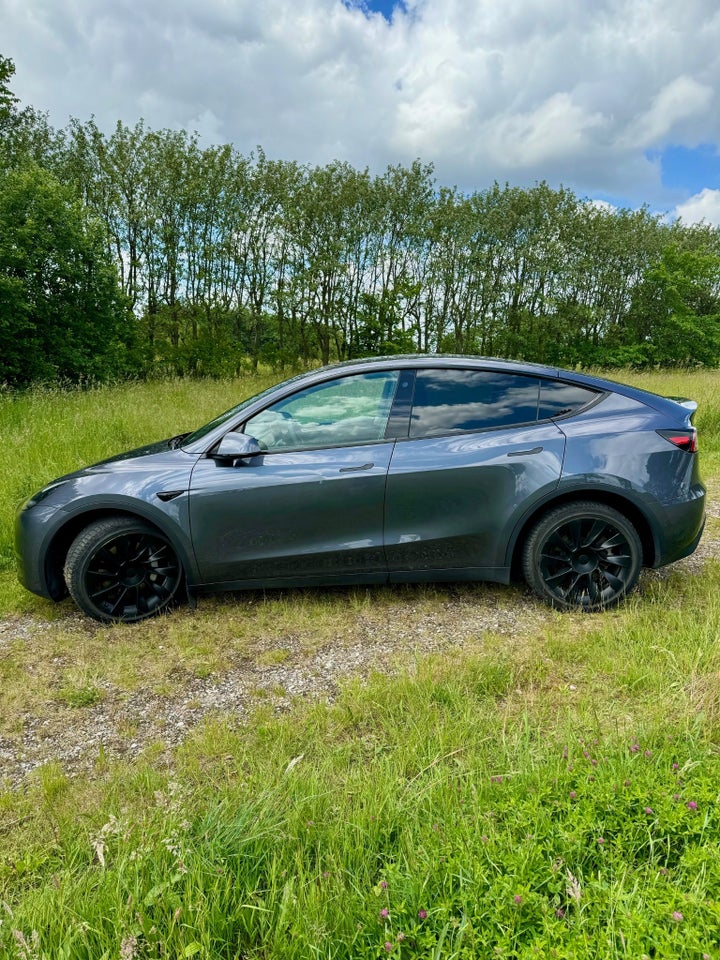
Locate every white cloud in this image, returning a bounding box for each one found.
[584,199,617,214]
[2,0,720,203]
[484,93,607,168]
[622,76,714,148]
[675,188,720,226]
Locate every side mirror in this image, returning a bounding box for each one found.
[213,432,262,461]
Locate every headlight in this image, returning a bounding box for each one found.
[22,480,68,509]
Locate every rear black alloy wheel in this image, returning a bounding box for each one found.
[523,502,642,611]
[64,517,183,623]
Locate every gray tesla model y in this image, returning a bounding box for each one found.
[16,356,705,622]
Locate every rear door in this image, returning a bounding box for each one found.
[384,368,566,577]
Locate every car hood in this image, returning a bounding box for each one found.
[85,437,189,470]
[31,439,197,500]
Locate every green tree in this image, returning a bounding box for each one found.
[0,54,19,127]
[0,163,131,385]
[626,245,720,366]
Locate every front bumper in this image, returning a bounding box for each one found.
[15,502,61,599]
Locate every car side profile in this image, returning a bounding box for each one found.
[16,356,705,623]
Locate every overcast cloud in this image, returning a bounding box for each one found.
[3,0,720,220]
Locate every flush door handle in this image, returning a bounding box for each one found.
[339,462,374,473]
[507,446,543,457]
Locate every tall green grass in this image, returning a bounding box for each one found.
[1,367,720,958]
[1,655,719,958]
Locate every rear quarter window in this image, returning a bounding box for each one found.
[538,381,600,419]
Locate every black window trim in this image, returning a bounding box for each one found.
[209,368,608,455]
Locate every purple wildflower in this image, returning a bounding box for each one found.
[597,837,605,845]
[384,942,393,952]
[644,807,654,815]
[514,895,523,905]
[645,749,652,758]
[569,791,577,800]
[672,763,679,770]
[555,907,565,918]
[687,800,698,811]
[380,880,388,889]
[672,911,684,922]
[630,743,640,753]
[418,909,427,920]
[379,908,389,920]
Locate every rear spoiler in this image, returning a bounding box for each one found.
[665,396,698,423]
[667,397,697,414]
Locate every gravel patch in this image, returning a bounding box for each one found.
[1,523,718,789]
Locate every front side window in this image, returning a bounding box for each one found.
[409,369,541,438]
[245,371,400,451]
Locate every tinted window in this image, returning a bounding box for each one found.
[538,381,599,419]
[409,370,540,438]
[245,371,399,450]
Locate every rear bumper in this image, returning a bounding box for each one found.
[648,486,706,568]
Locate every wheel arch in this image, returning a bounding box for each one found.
[508,489,656,580]
[43,507,197,601]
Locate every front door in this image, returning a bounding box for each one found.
[188,370,399,585]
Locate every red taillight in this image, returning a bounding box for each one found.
[657,429,697,452]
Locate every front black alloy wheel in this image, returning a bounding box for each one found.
[64,517,183,623]
[523,502,642,611]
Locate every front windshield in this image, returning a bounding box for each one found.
[181,371,316,446]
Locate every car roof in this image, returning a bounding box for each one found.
[313,354,561,378]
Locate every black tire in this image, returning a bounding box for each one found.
[522,501,642,611]
[64,517,183,623]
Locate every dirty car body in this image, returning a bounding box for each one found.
[16,356,706,622]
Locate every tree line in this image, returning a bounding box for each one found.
[2,53,720,386]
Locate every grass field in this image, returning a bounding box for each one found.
[1,369,719,958]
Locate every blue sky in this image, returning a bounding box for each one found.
[658,145,720,194]
[3,0,720,224]
[360,0,404,21]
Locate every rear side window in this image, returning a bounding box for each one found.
[409,369,540,438]
[538,381,600,419]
